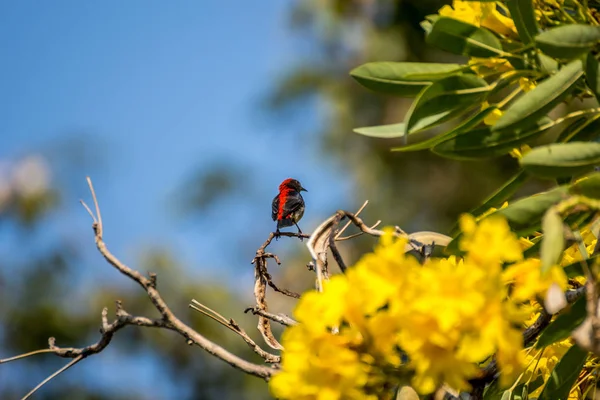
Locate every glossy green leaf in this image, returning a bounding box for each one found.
[585,54,600,104]
[520,142,600,178]
[405,74,490,134]
[536,24,600,60]
[426,17,504,58]
[354,123,406,138]
[392,106,499,152]
[537,295,587,348]
[494,186,569,229]
[493,60,583,132]
[540,210,564,273]
[433,117,553,160]
[570,172,600,198]
[507,0,538,45]
[350,62,464,97]
[537,344,588,400]
[469,171,529,217]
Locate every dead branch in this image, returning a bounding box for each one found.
[250,228,307,350]
[3,184,454,398]
[306,210,452,291]
[244,306,297,327]
[189,300,280,363]
[1,177,275,399]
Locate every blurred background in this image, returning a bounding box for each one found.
[0,1,519,399]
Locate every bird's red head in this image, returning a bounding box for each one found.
[279,178,307,193]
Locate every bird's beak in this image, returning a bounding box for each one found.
[301,187,308,192]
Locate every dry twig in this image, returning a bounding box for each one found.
[1,177,275,399]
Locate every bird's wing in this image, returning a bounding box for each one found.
[280,193,304,218]
[271,195,279,221]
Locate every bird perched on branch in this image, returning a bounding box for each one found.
[271,178,307,237]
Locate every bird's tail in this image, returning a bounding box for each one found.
[277,218,294,229]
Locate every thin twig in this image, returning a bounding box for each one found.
[336,220,381,241]
[189,300,280,363]
[21,355,84,400]
[190,299,229,324]
[86,176,102,237]
[83,178,274,378]
[0,349,56,364]
[265,273,301,299]
[78,199,96,225]
[244,307,297,327]
[335,200,369,240]
[329,211,347,273]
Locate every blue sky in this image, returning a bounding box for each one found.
[0,1,353,283]
[0,1,356,397]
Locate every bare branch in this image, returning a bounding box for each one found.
[86,176,102,236]
[329,212,347,273]
[336,220,381,241]
[0,349,56,364]
[22,355,84,400]
[79,178,276,378]
[264,271,300,299]
[189,300,280,363]
[244,307,297,327]
[335,200,369,240]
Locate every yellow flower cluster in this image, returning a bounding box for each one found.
[439,0,517,36]
[270,215,549,398]
[523,339,582,399]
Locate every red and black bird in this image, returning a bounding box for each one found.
[271,178,307,236]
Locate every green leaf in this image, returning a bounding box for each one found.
[493,60,583,132]
[350,62,464,97]
[446,186,568,255]
[557,114,600,143]
[585,54,600,104]
[426,17,505,58]
[354,123,406,138]
[537,344,588,400]
[536,24,600,60]
[432,117,553,160]
[469,171,529,217]
[392,106,499,152]
[537,295,587,348]
[570,172,600,198]
[507,0,538,45]
[494,186,569,229]
[405,74,490,134]
[520,142,600,178]
[540,209,564,273]
[538,53,559,75]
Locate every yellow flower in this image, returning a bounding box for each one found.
[519,77,537,92]
[439,1,517,36]
[272,216,533,398]
[470,57,514,78]
[480,101,504,126]
[270,325,375,400]
[503,258,568,302]
[509,144,532,160]
[562,228,598,266]
[523,339,580,399]
[459,214,523,265]
[476,201,509,221]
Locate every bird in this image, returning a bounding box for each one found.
[271,178,307,237]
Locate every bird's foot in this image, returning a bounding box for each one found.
[274,230,281,240]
